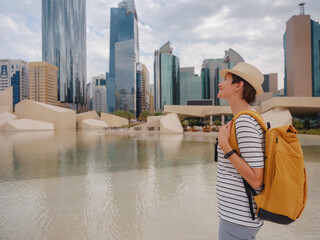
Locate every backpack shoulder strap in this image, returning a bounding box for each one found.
[233,109,267,131]
[229,109,267,155]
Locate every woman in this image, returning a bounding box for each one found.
[216,62,265,240]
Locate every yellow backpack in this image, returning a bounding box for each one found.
[229,109,307,225]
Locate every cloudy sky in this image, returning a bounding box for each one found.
[1,0,320,90]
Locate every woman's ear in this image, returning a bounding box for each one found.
[235,81,244,92]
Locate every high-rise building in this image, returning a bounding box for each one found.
[255,73,279,104]
[262,73,278,94]
[92,86,107,113]
[93,75,107,86]
[149,84,155,114]
[180,67,201,105]
[136,63,142,117]
[42,0,86,108]
[201,48,244,105]
[92,75,107,113]
[28,62,58,106]
[283,7,320,97]
[141,64,150,113]
[108,0,140,114]
[0,59,28,107]
[154,41,180,112]
[86,82,92,111]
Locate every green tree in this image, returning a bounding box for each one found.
[204,120,210,126]
[213,120,221,126]
[292,118,304,130]
[188,119,197,127]
[181,120,189,130]
[114,110,135,120]
[139,110,152,122]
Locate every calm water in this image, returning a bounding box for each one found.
[0,130,319,240]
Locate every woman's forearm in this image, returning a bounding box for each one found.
[228,152,263,189]
[221,144,263,189]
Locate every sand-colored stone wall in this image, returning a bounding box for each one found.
[0,87,13,113]
[15,100,76,129]
[76,111,100,128]
[100,113,128,127]
[160,113,183,134]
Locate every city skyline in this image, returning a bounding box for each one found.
[1,0,320,90]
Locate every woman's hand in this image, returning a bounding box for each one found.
[218,121,233,153]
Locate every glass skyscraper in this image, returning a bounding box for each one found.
[108,0,140,114]
[201,48,244,105]
[311,19,320,96]
[42,0,86,107]
[154,41,180,112]
[180,67,201,105]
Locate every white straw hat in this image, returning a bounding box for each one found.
[220,62,264,96]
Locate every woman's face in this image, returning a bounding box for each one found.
[217,73,237,99]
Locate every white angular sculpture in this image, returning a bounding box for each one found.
[160,113,183,134]
[0,112,17,131]
[4,119,54,131]
[100,112,128,127]
[130,119,160,131]
[82,119,108,129]
[76,111,100,129]
[0,87,13,113]
[15,100,76,129]
[147,116,164,123]
[261,107,292,128]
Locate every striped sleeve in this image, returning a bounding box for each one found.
[235,115,265,169]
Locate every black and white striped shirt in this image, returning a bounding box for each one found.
[217,114,265,228]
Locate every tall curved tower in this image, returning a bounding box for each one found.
[42,0,86,107]
[108,0,140,114]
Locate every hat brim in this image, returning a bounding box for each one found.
[220,69,263,96]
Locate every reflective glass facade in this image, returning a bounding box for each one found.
[283,32,287,96]
[42,0,86,105]
[108,0,139,114]
[262,75,270,92]
[180,68,201,105]
[311,20,320,96]
[201,67,210,99]
[160,54,180,109]
[136,63,142,118]
[201,49,244,105]
[154,51,161,112]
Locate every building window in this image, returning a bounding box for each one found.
[318,40,320,72]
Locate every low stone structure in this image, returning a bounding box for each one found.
[100,112,128,127]
[82,119,108,129]
[261,108,292,128]
[261,97,320,114]
[147,116,164,123]
[76,111,100,129]
[0,87,13,113]
[0,112,17,130]
[15,100,76,129]
[160,113,183,134]
[164,97,320,118]
[130,119,160,132]
[4,119,54,131]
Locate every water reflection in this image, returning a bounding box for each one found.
[0,131,319,239]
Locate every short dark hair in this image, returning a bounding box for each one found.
[231,74,256,104]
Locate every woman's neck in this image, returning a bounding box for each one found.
[228,98,251,115]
